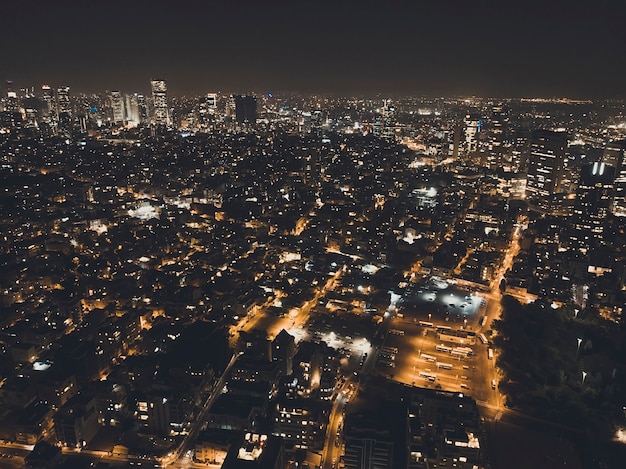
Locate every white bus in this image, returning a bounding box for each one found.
[451,350,469,359]
[453,347,474,355]
[421,353,436,362]
[419,371,436,382]
[437,362,453,370]
[436,344,453,353]
[488,348,494,360]
[419,321,434,328]
[478,333,488,345]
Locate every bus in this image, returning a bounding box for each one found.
[478,333,488,345]
[453,347,473,355]
[451,350,469,359]
[421,353,436,362]
[389,329,405,336]
[480,316,488,327]
[488,348,494,360]
[419,371,436,382]
[437,362,453,370]
[436,344,453,353]
[436,325,452,334]
[382,346,399,355]
[419,321,434,328]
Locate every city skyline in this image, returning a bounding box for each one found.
[2,0,626,98]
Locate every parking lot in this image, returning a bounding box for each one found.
[374,283,495,403]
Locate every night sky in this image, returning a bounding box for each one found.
[2,0,625,97]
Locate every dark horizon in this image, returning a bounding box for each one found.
[2,0,626,98]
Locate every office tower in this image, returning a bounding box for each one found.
[4,80,19,112]
[198,93,218,130]
[570,162,614,251]
[125,93,140,126]
[372,100,395,140]
[57,86,71,115]
[234,95,257,124]
[206,93,217,115]
[57,86,72,138]
[464,114,480,155]
[606,140,626,216]
[41,85,56,123]
[110,91,124,123]
[452,125,461,160]
[226,95,236,119]
[272,329,295,376]
[150,79,169,127]
[525,130,568,200]
[136,94,148,123]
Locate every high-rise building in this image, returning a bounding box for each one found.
[234,95,257,124]
[57,86,71,115]
[125,93,140,127]
[464,114,480,155]
[150,79,169,127]
[606,140,626,216]
[525,130,568,200]
[372,100,396,141]
[110,91,125,123]
[206,93,217,114]
[57,86,72,138]
[4,80,19,112]
[41,85,57,124]
[570,162,614,251]
[137,94,148,123]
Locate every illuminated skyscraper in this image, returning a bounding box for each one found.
[125,94,140,127]
[373,100,396,141]
[464,114,480,155]
[57,86,71,115]
[110,91,124,123]
[150,79,169,127]
[57,86,72,138]
[570,162,614,251]
[4,80,18,112]
[609,140,626,216]
[525,130,567,200]
[137,94,148,123]
[41,85,56,124]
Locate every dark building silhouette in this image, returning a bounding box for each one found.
[235,95,257,124]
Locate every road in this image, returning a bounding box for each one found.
[163,351,243,467]
[321,381,354,469]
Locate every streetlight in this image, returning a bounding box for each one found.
[576,338,582,359]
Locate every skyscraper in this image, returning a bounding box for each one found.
[525,130,568,200]
[125,94,140,127]
[110,91,125,124]
[57,86,71,115]
[373,100,396,141]
[41,85,56,124]
[606,140,626,216]
[57,86,72,138]
[570,162,614,251]
[4,80,19,112]
[234,95,257,124]
[150,79,169,127]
